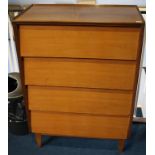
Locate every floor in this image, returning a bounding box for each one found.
[8,122,146,155]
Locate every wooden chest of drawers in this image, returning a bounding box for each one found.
[13,4,144,151]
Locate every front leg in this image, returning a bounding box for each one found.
[35,133,42,147]
[118,139,125,152]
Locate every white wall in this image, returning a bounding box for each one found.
[137,13,146,117]
[96,0,146,6]
[137,69,146,117]
[8,16,19,73]
[8,0,77,5]
[9,0,146,6]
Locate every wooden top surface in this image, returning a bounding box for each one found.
[14,4,144,26]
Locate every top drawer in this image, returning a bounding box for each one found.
[20,26,140,60]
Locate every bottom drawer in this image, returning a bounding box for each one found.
[31,111,130,139]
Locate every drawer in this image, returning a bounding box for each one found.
[20,26,140,60]
[28,86,133,116]
[24,58,136,90]
[31,111,130,139]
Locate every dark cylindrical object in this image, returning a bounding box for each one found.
[8,73,28,135]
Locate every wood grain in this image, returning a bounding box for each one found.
[20,26,140,60]
[127,25,145,138]
[14,5,144,26]
[24,58,136,90]
[28,86,133,116]
[31,111,130,139]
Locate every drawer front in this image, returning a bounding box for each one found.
[28,86,133,116]
[24,58,136,90]
[20,26,140,60]
[31,111,130,139]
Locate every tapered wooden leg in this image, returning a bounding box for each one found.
[118,139,125,152]
[35,133,42,147]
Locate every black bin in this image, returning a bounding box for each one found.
[8,73,28,135]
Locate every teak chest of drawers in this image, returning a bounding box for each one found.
[13,4,144,152]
